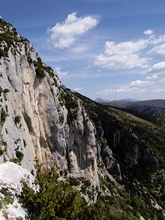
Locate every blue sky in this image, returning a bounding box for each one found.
[1,0,165,101]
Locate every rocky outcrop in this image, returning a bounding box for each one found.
[0,162,34,220]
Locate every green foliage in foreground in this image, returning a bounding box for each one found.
[20,163,164,220]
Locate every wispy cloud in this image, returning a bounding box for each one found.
[54,67,69,78]
[70,45,89,53]
[96,86,147,95]
[97,78,155,95]
[73,87,84,91]
[150,35,165,45]
[145,74,158,80]
[146,61,165,74]
[149,43,165,55]
[153,88,165,93]
[130,80,154,86]
[48,12,99,49]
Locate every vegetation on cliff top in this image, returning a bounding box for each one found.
[0,17,28,58]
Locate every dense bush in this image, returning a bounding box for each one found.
[33,58,46,78]
[35,66,45,78]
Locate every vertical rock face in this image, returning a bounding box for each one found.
[0,19,98,183]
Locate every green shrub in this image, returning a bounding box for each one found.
[0,148,4,156]
[35,67,45,78]
[0,188,14,205]
[70,178,80,186]
[44,66,54,77]
[4,195,14,204]
[4,88,10,93]
[27,56,33,64]
[0,108,8,124]
[0,86,3,96]
[5,105,8,112]
[20,162,87,220]
[15,150,24,162]
[33,57,46,78]
[14,115,21,124]
[10,158,20,164]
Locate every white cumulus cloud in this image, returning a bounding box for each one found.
[48,12,98,48]
[144,29,153,35]
[95,39,149,70]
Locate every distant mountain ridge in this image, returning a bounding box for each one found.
[125,99,165,108]
[96,97,165,108]
[125,99,165,117]
[95,97,138,107]
[95,98,165,117]
[95,97,110,103]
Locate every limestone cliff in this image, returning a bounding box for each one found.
[0,18,98,184]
